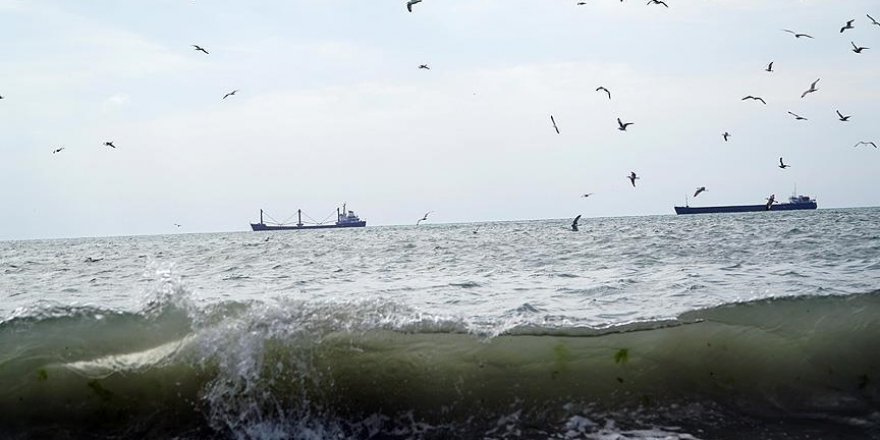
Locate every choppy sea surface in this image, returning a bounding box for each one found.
[1,208,879,439]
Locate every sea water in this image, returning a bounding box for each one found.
[1,208,878,439]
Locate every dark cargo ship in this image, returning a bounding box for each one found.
[674,194,817,215]
[251,204,366,231]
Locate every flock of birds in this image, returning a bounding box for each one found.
[558,6,879,231]
[5,1,877,231]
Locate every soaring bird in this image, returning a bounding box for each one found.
[571,215,581,231]
[222,90,238,99]
[869,14,880,26]
[581,193,594,198]
[852,42,869,53]
[694,186,707,197]
[722,132,731,142]
[416,211,433,225]
[783,29,814,39]
[742,95,767,104]
[837,110,851,121]
[787,111,808,121]
[192,44,209,54]
[617,117,634,131]
[854,141,878,148]
[406,0,421,12]
[647,0,668,7]
[778,157,790,169]
[577,2,587,5]
[103,141,116,149]
[765,61,774,72]
[800,79,819,98]
[550,115,560,134]
[627,171,639,187]
[765,194,776,210]
[596,86,611,99]
[840,19,855,33]
[174,223,182,228]
[52,147,64,154]
[418,64,430,70]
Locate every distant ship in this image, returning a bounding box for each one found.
[674,194,817,215]
[251,204,366,231]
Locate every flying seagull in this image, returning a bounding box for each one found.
[840,19,855,33]
[869,14,880,26]
[854,141,878,148]
[778,157,790,169]
[836,110,851,121]
[646,0,668,7]
[800,78,819,98]
[222,90,238,99]
[406,0,421,12]
[617,117,634,131]
[581,193,594,198]
[192,44,209,54]
[52,147,64,154]
[577,2,587,5]
[174,223,182,228]
[722,132,731,142]
[550,115,560,134]
[783,29,814,39]
[571,215,581,231]
[596,86,611,99]
[103,141,116,149]
[416,211,433,225]
[742,95,767,104]
[627,171,639,187]
[765,194,776,210]
[852,42,869,53]
[765,61,774,72]
[694,186,707,197]
[418,64,430,70]
[787,111,808,121]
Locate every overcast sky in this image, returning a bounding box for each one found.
[1,0,878,240]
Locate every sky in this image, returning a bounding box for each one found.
[1,0,878,240]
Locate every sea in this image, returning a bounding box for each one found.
[1,208,879,440]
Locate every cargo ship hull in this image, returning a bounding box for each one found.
[674,202,817,215]
[674,194,817,215]
[250,221,366,231]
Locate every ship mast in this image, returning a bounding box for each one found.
[297,209,303,227]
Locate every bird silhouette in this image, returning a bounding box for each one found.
[222,90,238,99]
[742,95,767,104]
[647,0,668,7]
[52,147,64,154]
[406,0,422,12]
[416,211,433,225]
[787,111,808,121]
[550,115,560,134]
[571,215,581,231]
[783,29,814,39]
[627,171,639,187]
[596,86,611,99]
[192,45,209,54]
[852,42,869,53]
[778,157,790,169]
[765,194,776,210]
[103,141,116,149]
[722,132,731,142]
[854,141,878,148]
[617,118,634,131]
[840,19,855,33]
[765,61,774,72]
[694,186,707,197]
[800,79,819,98]
[581,193,594,198]
[869,14,880,26]
[836,110,851,121]
[418,64,430,70]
